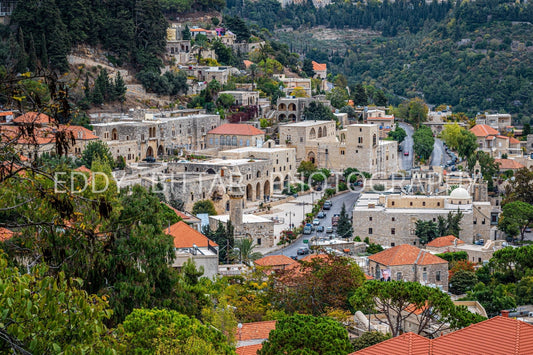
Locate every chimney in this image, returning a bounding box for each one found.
[501,310,510,318]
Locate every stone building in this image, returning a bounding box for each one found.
[206,123,265,150]
[209,172,275,247]
[352,188,500,247]
[92,112,220,163]
[276,97,331,122]
[312,61,327,79]
[367,244,449,291]
[273,74,312,97]
[181,66,237,85]
[218,91,259,106]
[476,113,512,133]
[279,120,336,161]
[470,124,522,158]
[426,235,505,263]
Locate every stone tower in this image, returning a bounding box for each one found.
[228,171,244,235]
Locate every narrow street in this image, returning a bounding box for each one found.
[398,122,414,171]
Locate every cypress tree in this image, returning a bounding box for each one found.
[41,33,49,68]
[114,71,127,103]
[28,33,38,72]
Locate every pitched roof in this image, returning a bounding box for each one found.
[509,137,520,144]
[431,316,533,354]
[351,332,430,355]
[469,124,499,137]
[243,60,253,69]
[75,165,91,173]
[254,255,296,267]
[0,227,14,242]
[208,123,265,136]
[312,61,327,71]
[12,112,55,125]
[236,344,262,355]
[426,235,465,248]
[236,320,276,342]
[190,28,207,32]
[352,316,533,355]
[164,221,217,249]
[368,244,447,266]
[63,125,98,140]
[495,158,525,170]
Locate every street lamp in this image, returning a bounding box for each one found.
[285,212,295,229]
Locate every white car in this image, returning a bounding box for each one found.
[313,219,320,225]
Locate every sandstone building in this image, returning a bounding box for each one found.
[206,123,265,150]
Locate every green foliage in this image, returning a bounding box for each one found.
[387,125,407,143]
[82,140,114,168]
[119,308,235,354]
[516,276,533,305]
[297,160,317,180]
[230,238,263,265]
[415,219,439,245]
[352,332,391,352]
[436,251,468,264]
[353,83,368,106]
[258,314,353,355]
[373,184,385,191]
[136,70,188,96]
[327,86,350,109]
[450,270,478,295]
[396,98,428,128]
[498,201,533,241]
[488,245,533,283]
[203,222,234,264]
[336,203,353,239]
[413,125,435,162]
[503,167,533,205]
[217,93,235,108]
[366,243,383,254]
[302,58,315,78]
[224,15,250,42]
[303,101,335,121]
[192,199,217,216]
[464,282,516,318]
[467,151,499,190]
[350,280,484,337]
[0,255,114,354]
[437,210,463,238]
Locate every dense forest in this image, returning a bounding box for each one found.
[227,0,533,120]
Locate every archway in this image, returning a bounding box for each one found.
[323,126,327,137]
[146,146,154,158]
[288,113,296,121]
[157,145,164,157]
[264,180,271,200]
[284,175,290,188]
[278,114,286,121]
[278,103,287,111]
[246,184,253,201]
[308,151,315,164]
[273,176,281,192]
[206,168,216,174]
[111,128,118,140]
[309,128,316,139]
[288,103,296,111]
[256,182,261,200]
[318,127,323,138]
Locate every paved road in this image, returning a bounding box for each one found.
[267,191,361,259]
[430,137,447,167]
[398,122,414,171]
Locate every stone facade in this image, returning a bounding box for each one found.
[280,120,336,160]
[92,112,220,162]
[352,188,500,247]
[368,260,448,291]
[476,113,512,133]
[273,74,312,97]
[218,91,259,106]
[205,124,265,151]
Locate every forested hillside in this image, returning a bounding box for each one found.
[227,0,533,120]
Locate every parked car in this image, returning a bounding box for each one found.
[313,219,320,226]
[143,156,156,163]
[303,224,312,235]
[317,211,326,218]
[404,151,409,156]
[326,226,333,233]
[323,200,332,210]
[316,225,324,232]
[474,239,485,245]
[297,247,310,255]
[290,255,298,260]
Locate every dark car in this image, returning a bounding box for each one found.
[316,225,324,232]
[143,156,156,163]
[297,247,310,255]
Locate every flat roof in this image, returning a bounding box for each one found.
[282,120,335,127]
[210,214,273,224]
[222,146,293,153]
[179,158,265,166]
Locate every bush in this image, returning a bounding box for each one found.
[373,184,385,191]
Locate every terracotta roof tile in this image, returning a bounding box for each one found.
[497,135,510,139]
[164,221,217,248]
[351,332,430,354]
[312,61,327,71]
[75,165,91,173]
[254,255,296,267]
[368,244,447,266]
[236,320,277,342]
[426,235,465,248]
[243,60,253,69]
[164,203,191,220]
[0,227,14,242]
[470,124,499,137]
[208,123,265,136]
[509,137,520,144]
[432,316,533,354]
[495,159,525,170]
[63,125,98,140]
[12,112,55,125]
[236,344,262,355]
[190,28,207,32]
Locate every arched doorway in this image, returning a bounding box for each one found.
[157,145,164,157]
[284,175,290,188]
[273,176,281,192]
[246,184,253,201]
[323,126,327,137]
[288,113,296,121]
[264,180,270,200]
[318,127,323,138]
[309,128,316,139]
[111,128,118,140]
[308,151,315,164]
[256,182,261,200]
[278,103,287,110]
[206,168,216,174]
[278,114,286,121]
[288,103,296,111]
[146,146,154,158]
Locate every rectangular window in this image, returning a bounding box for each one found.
[396,272,402,281]
[369,217,372,221]
[369,228,373,235]
[391,228,395,235]
[391,242,395,247]
[392,217,395,221]
[209,138,213,145]
[491,213,498,225]
[423,272,428,281]
[257,238,262,245]
[436,271,441,282]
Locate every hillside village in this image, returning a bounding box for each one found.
[1,1,533,354]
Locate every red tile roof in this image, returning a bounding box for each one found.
[254,255,296,267]
[190,28,207,32]
[426,235,465,248]
[0,111,13,116]
[369,244,447,266]
[470,124,499,137]
[312,61,327,71]
[497,135,510,139]
[495,159,525,170]
[208,123,265,136]
[353,316,533,355]
[243,60,253,69]
[351,332,430,354]
[75,165,92,173]
[164,203,192,220]
[236,344,262,355]
[0,227,14,242]
[431,316,533,354]
[64,125,98,140]
[509,137,520,144]
[236,320,276,342]
[164,221,217,249]
[12,112,55,125]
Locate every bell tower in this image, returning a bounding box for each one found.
[228,171,244,235]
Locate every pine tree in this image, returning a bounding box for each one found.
[17,27,29,72]
[41,33,49,68]
[353,83,368,106]
[114,71,127,103]
[182,24,191,40]
[28,33,38,72]
[336,203,353,240]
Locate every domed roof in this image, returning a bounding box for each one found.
[450,187,470,199]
